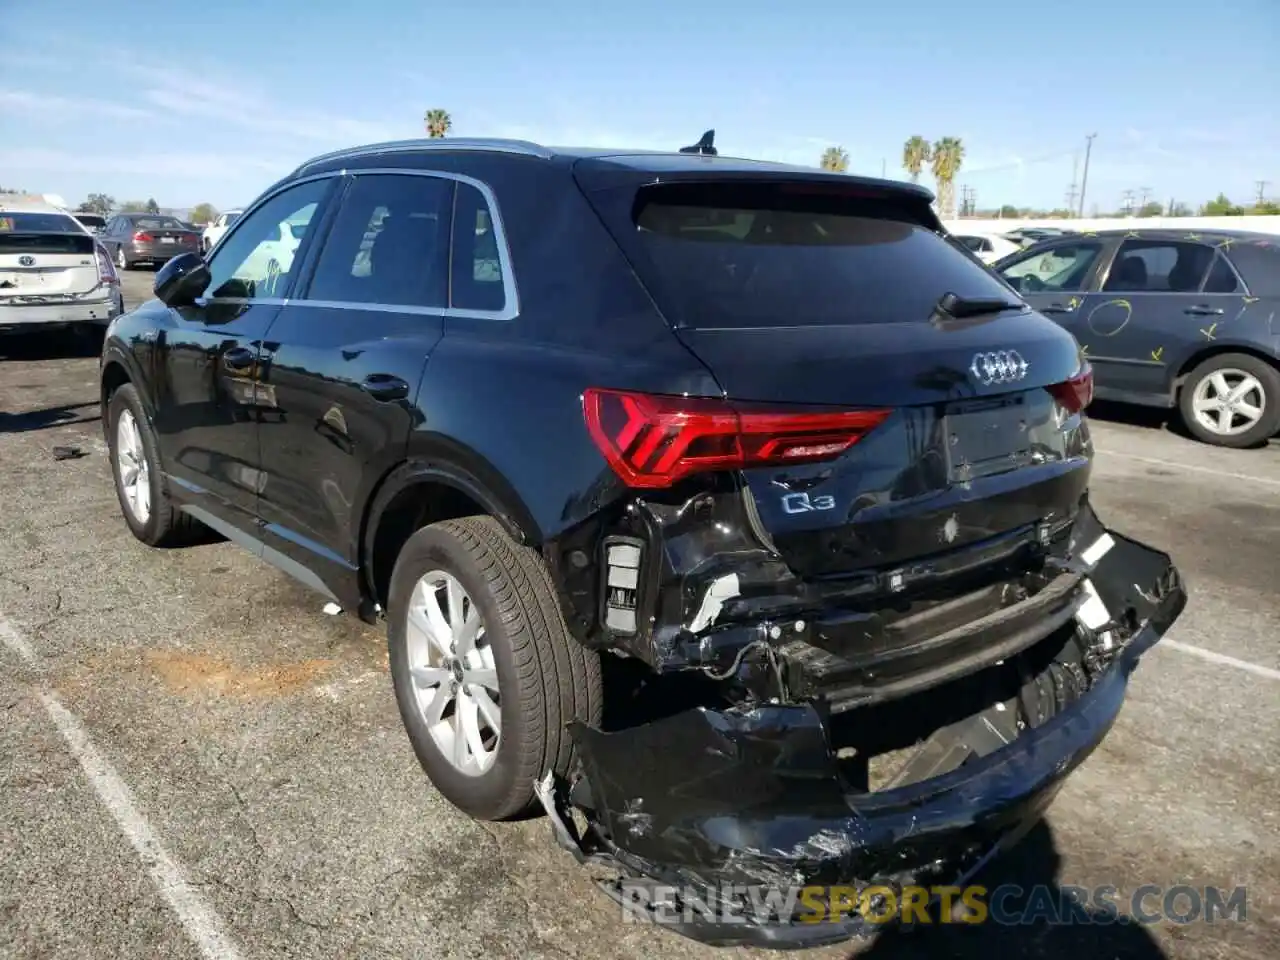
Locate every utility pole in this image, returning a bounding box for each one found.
[1256,180,1271,205]
[1138,186,1152,211]
[1065,154,1080,216]
[1121,190,1136,217]
[1077,133,1097,218]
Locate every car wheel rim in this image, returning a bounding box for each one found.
[1191,368,1266,436]
[116,247,126,268]
[405,570,500,777]
[116,409,151,523]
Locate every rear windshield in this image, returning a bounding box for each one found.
[133,217,186,230]
[626,183,1014,328]
[74,214,106,227]
[225,212,242,225]
[0,232,96,254]
[0,212,82,233]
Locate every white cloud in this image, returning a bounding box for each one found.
[0,148,291,180]
[0,89,156,121]
[127,66,403,146]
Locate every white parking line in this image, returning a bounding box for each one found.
[0,616,245,960]
[1161,637,1280,681]
[1102,451,1280,489]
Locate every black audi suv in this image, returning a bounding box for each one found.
[100,138,1185,948]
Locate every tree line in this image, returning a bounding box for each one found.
[821,137,966,217]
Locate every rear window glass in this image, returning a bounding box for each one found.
[0,212,81,233]
[133,217,185,230]
[628,183,1015,328]
[0,232,96,254]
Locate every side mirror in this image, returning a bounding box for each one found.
[154,252,211,307]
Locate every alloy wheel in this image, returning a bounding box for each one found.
[1190,368,1266,437]
[115,408,151,523]
[404,570,501,776]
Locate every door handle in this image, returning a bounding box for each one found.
[1041,303,1075,315]
[1183,305,1224,316]
[361,373,410,402]
[222,346,256,375]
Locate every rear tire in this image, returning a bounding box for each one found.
[1178,353,1280,448]
[387,515,603,821]
[106,383,203,547]
[115,245,130,271]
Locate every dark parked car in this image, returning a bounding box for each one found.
[71,212,108,234]
[99,139,1185,948]
[97,213,201,270]
[994,228,1280,447]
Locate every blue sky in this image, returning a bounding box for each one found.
[2,0,1276,213]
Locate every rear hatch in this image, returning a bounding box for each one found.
[0,230,102,300]
[576,169,1094,576]
[131,217,200,250]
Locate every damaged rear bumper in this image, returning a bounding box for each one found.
[546,510,1186,949]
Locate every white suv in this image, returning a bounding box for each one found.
[201,209,242,253]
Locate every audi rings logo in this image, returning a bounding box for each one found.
[969,350,1029,386]
[18,255,35,267]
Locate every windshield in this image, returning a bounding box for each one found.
[627,182,1016,328]
[0,212,82,233]
[225,212,242,225]
[133,217,186,230]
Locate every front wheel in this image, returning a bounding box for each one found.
[1179,353,1280,448]
[106,383,203,546]
[387,515,603,821]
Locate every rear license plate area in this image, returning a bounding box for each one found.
[161,237,175,244]
[946,397,1032,481]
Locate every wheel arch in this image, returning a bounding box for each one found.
[360,439,543,610]
[1169,341,1280,396]
[99,346,154,429]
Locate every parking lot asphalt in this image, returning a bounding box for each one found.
[1,269,1277,960]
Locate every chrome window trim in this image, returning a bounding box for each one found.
[292,167,520,322]
[201,167,520,321]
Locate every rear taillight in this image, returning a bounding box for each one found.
[583,388,890,489]
[133,231,153,242]
[95,244,118,285]
[1047,367,1094,414]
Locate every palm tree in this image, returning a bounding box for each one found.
[819,146,850,172]
[424,109,452,138]
[902,136,931,183]
[930,137,965,219]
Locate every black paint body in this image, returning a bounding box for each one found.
[100,140,1186,948]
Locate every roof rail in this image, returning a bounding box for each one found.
[293,138,554,174]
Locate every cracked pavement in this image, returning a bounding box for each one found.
[1,271,1278,959]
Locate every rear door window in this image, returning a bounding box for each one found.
[1102,239,1214,293]
[611,182,1017,328]
[449,182,509,314]
[305,173,454,309]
